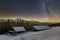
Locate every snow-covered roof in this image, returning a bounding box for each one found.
[13,27,26,32]
[33,26,50,30]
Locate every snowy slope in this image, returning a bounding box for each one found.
[21,27,60,40]
[0,34,22,40]
[0,27,60,40]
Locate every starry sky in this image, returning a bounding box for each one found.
[0,0,60,22]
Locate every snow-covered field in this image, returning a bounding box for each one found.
[0,27,60,40]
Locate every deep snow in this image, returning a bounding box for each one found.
[0,27,60,40]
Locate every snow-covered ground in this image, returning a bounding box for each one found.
[0,27,60,40]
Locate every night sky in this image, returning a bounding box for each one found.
[0,0,60,22]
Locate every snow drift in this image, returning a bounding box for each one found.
[0,26,60,40]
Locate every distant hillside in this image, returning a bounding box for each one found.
[49,23,60,27]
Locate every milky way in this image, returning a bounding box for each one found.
[0,0,60,21]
